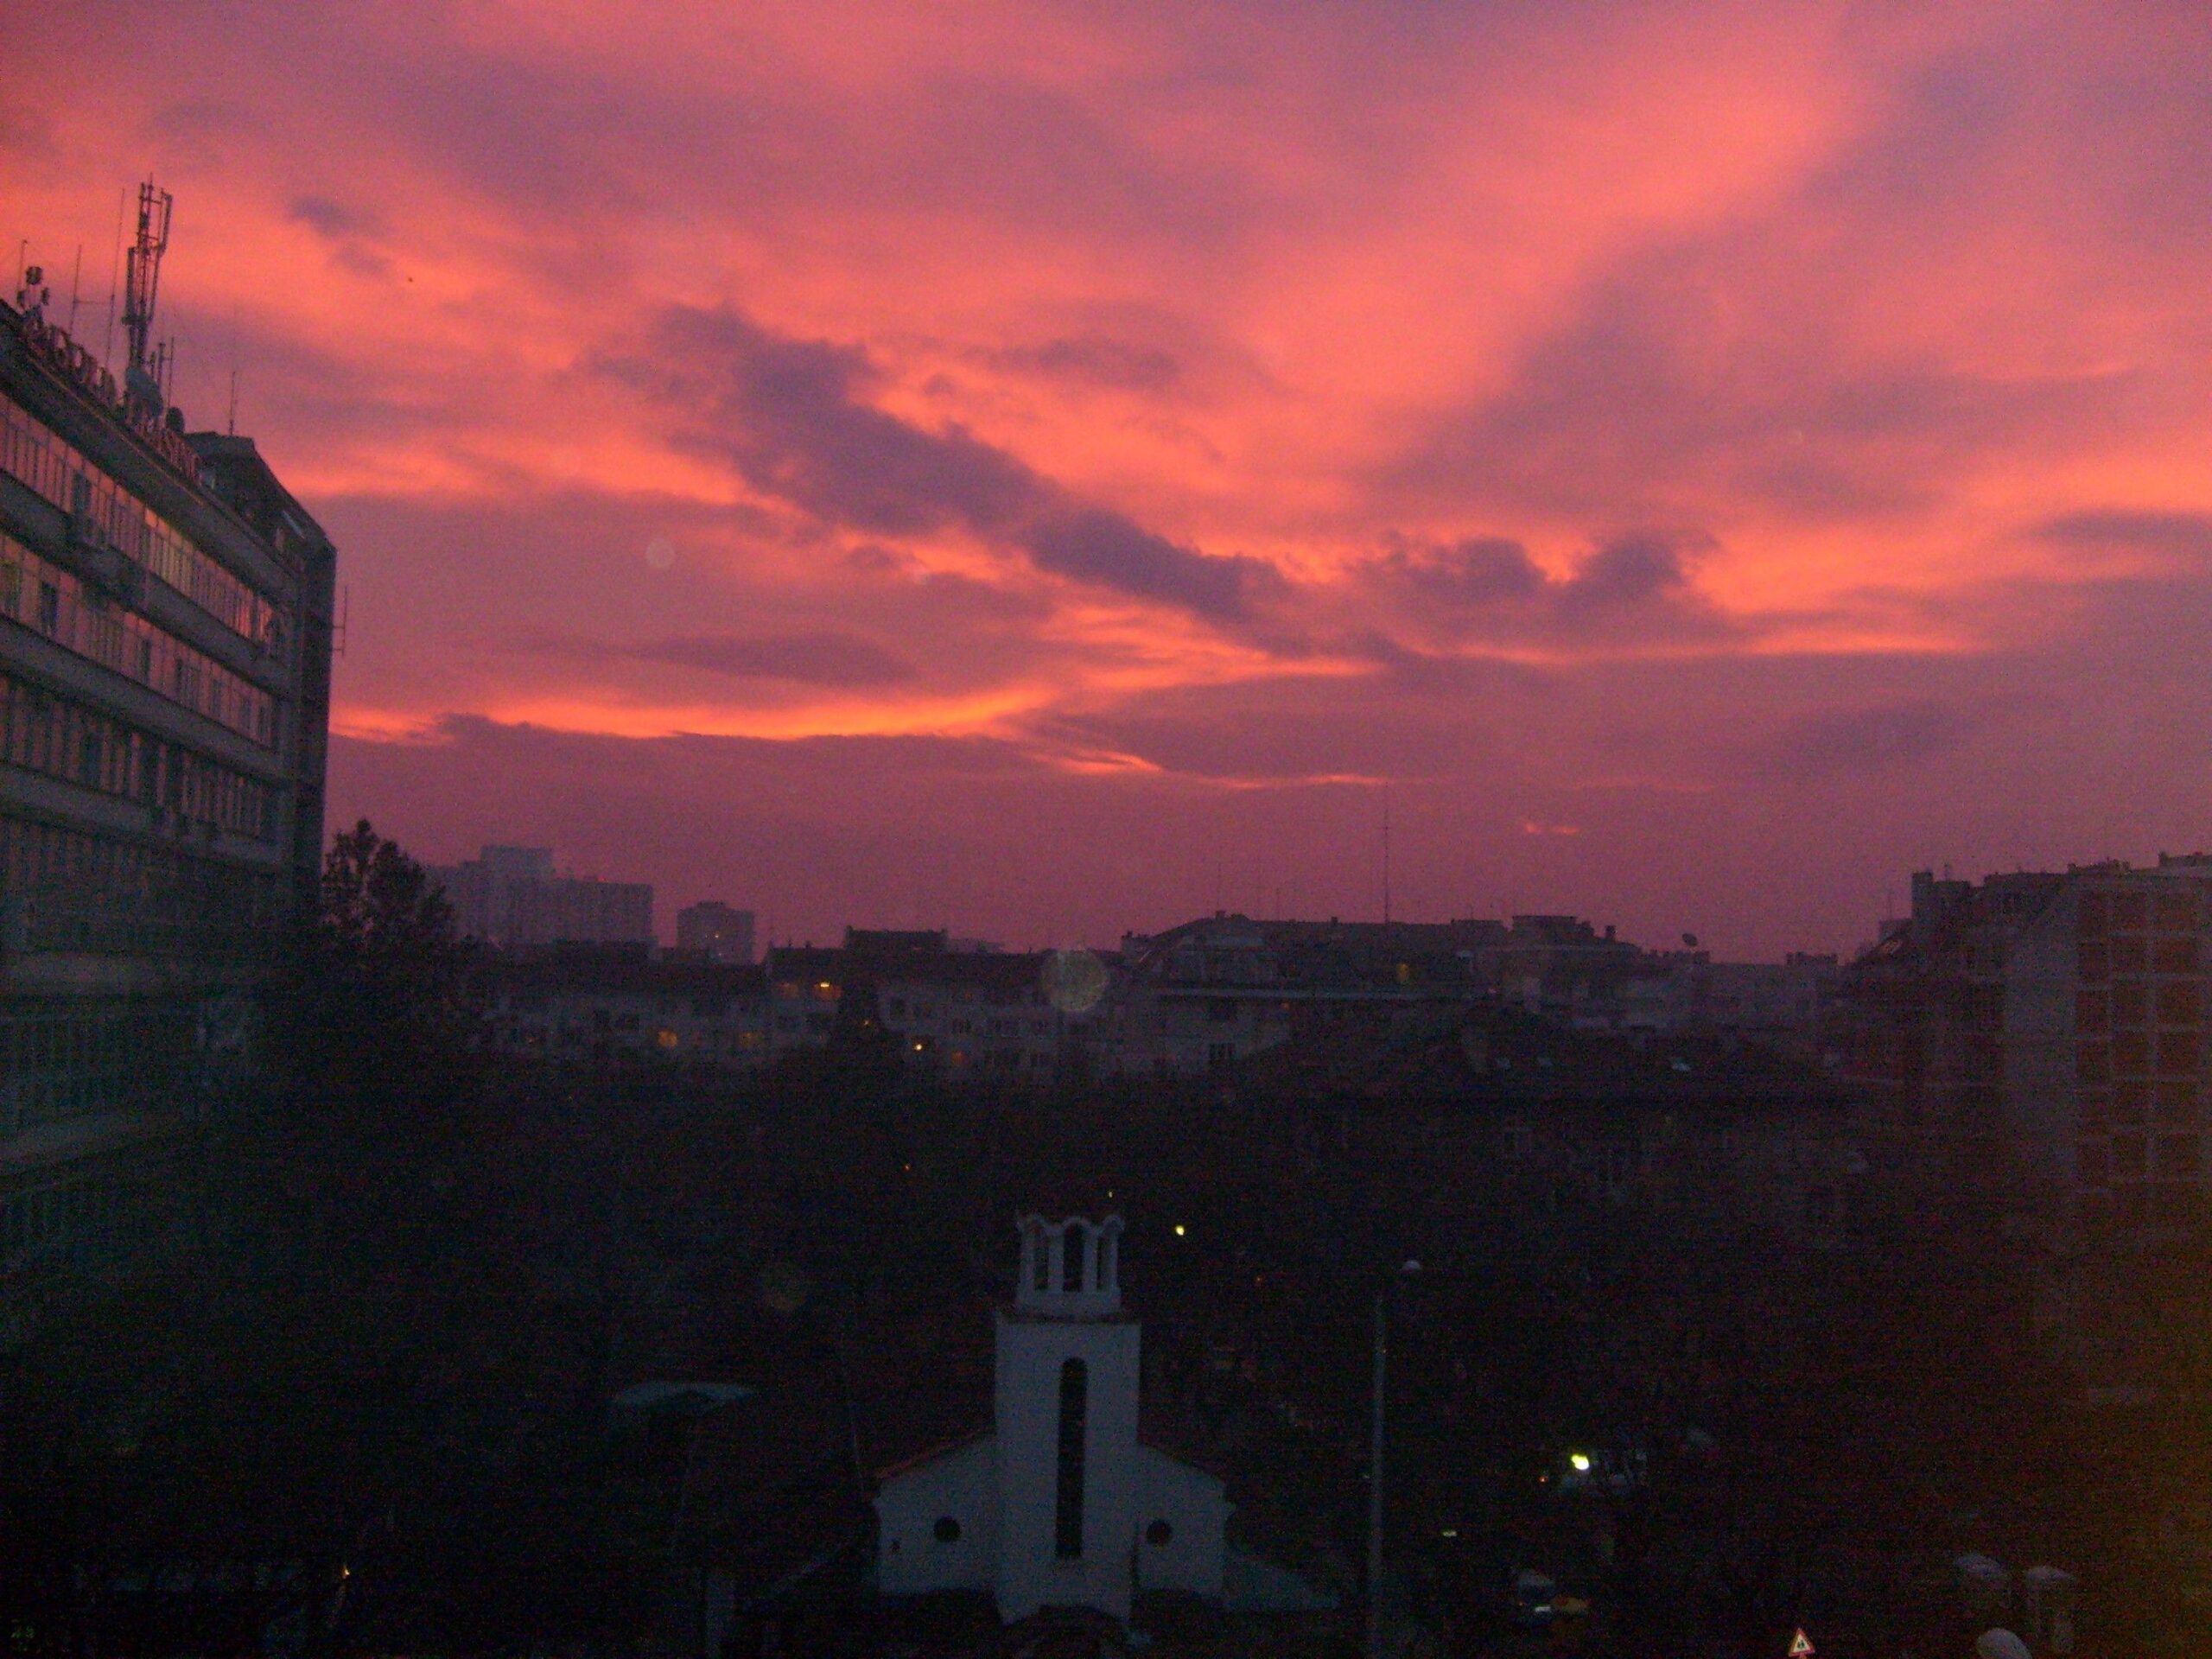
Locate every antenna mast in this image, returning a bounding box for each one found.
[122,179,173,414]
[1382,790,1393,925]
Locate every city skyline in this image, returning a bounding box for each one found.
[8,4,2209,955]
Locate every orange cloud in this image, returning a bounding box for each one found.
[7,3,2211,950]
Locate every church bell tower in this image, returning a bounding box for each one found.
[994,1214,1141,1624]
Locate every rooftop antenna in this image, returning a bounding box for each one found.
[1381,788,1393,925]
[227,367,238,435]
[66,243,84,335]
[123,178,174,415]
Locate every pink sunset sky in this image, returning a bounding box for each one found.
[6,2,2209,956]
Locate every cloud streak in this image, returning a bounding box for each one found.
[8,3,2212,950]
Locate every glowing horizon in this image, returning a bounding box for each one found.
[6,3,2209,954]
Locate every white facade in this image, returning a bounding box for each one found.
[874,1215,1230,1625]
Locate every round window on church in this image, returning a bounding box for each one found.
[933,1516,962,1543]
[1146,1519,1173,1548]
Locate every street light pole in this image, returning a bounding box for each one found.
[1367,1286,1389,1659]
[1368,1259,1418,1659]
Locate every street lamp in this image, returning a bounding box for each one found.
[1368,1257,1421,1659]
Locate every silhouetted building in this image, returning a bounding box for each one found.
[432,842,652,950]
[1100,913,1496,1076]
[677,899,753,964]
[768,930,1074,1079]
[1837,857,2212,1236]
[475,947,769,1066]
[1100,912,1823,1076]
[1,285,337,1342]
[1236,1005,1866,1246]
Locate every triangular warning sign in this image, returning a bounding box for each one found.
[1788,1631,1815,1658]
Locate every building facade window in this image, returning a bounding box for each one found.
[0,672,274,839]
[0,392,278,645]
[1,533,276,744]
[0,815,279,959]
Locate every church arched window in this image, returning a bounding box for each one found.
[1055,1357,1088,1558]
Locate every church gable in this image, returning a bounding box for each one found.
[1131,1445,1230,1599]
[875,1434,997,1595]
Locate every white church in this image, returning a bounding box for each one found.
[873,1215,1249,1624]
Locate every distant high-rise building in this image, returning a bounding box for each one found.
[2,272,338,1343]
[432,844,652,950]
[1838,856,2212,1236]
[677,900,754,964]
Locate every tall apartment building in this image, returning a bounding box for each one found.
[1,274,337,1338]
[676,899,754,964]
[1838,858,2212,1234]
[432,844,653,951]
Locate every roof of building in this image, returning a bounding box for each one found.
[769,943,1052,995]
[1230,1006,1846,1113]
[475,951,768,996]
[186,430,334,556]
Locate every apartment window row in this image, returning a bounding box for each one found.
[3,1059,173,1141]
[0,815,282,958]
[0,673,275,840]
[2077,889,2204,939]
[1,533,276,745]
[0,392,277,645]
[2076,1131,2202,1186]
[2077,980,2202,1033]
[2078,937,2202,981]
[1,1174,137,1272]
[2081,1080,2199,1131]
[3,1003,190,1073]
[2075,1033,2204,1085]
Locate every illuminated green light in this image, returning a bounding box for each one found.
[1569,1452,1592,1472]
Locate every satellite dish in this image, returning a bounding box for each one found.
[1681,932,1699,949]
[1042,948,1109,1014]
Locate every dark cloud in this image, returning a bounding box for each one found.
[1554,533,1707,620]
[637,305,1280,621]
[613,632,917,688]
[658,308,1035,537]
[1367,530,1735,647]
[2030,509,2212,563]
[288,194,387,240]
[1379,537,1545,607]
[1026,505,1280,620]
[1752,698,1969,782]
